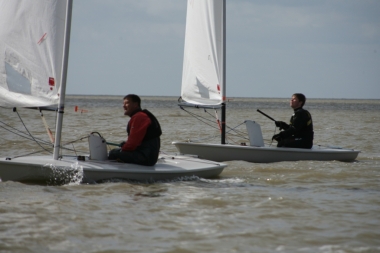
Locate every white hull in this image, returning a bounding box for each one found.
[173,142,360,163]
[0,154,226,184]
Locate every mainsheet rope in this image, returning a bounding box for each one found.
[13,108,52,154]
[179,106,250,144]
[0,109,90,158]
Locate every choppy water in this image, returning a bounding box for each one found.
[1,96,379,253]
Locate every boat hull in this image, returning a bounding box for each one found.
[0,154,226,184]
[173,142,360,163]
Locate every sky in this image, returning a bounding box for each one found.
[66,0,380,99]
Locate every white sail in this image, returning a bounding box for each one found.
[181,0,224,106]
[0,0,68,107]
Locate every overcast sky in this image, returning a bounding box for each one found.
[66,0,380,99]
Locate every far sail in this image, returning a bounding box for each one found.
[181,0,225,106]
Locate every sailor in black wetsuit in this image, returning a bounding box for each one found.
[272,93,314,149]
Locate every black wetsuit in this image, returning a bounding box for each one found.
[277,107,314,149]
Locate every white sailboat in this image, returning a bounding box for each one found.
[172,0,360,163]
[0,0,226,184]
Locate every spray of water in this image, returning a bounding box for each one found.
[43,162,84,185]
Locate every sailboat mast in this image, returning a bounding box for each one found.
[53,0,73,160]
[221,0,226,144]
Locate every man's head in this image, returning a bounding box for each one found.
[123,94,141,116]
[290,93,306,109]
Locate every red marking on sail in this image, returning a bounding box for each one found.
[49,77,55,86]
[217,84,220,91]
[37,33,47,44]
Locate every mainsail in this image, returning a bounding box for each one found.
[0,0,68,107]
[181,0,225,106]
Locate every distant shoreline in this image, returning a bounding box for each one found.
[66,94,380,101]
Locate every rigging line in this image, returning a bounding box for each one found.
[181,109,225,133]
[0,123,87,155]
[227,134,249,142]
[188,134,220,143]
[0,119,50,142]
[201,108,247,135]
[182,109,221,130]
[225,121,248,134]
[14,109,53,154]
[11,148,54,159]
[229,130,249,139]
[181,107,250,139]
[227,125,245,133]
[61,135,89,146]
[181,107,256,142]
[225,121,248,139]
[0,122,88,153]
[188,126,247,143]
[58,142,87,154]
[188,110,219,126]
[204,108,218,120]
[225,136,237,145]
[182,106,223,131]
[228,133,249,141]
[226,132,242,144]
[60,146,87,154]
[227,121,245,131]
[226,130,249,145]
[10,142,87,159]
[225,128,248,140]
[71,143,78,156]
[225,131,248,144]
[57,135,90,154]
[0,124,53,146]
[203,108,248,136]
[181,106,220,125]
[57,141,87,153]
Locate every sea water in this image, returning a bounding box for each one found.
[0,96,379,253]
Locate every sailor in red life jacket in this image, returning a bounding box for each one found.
[108,94,162,166]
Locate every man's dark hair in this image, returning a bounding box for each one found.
[124,94,141,107]
[293,93,306,107]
